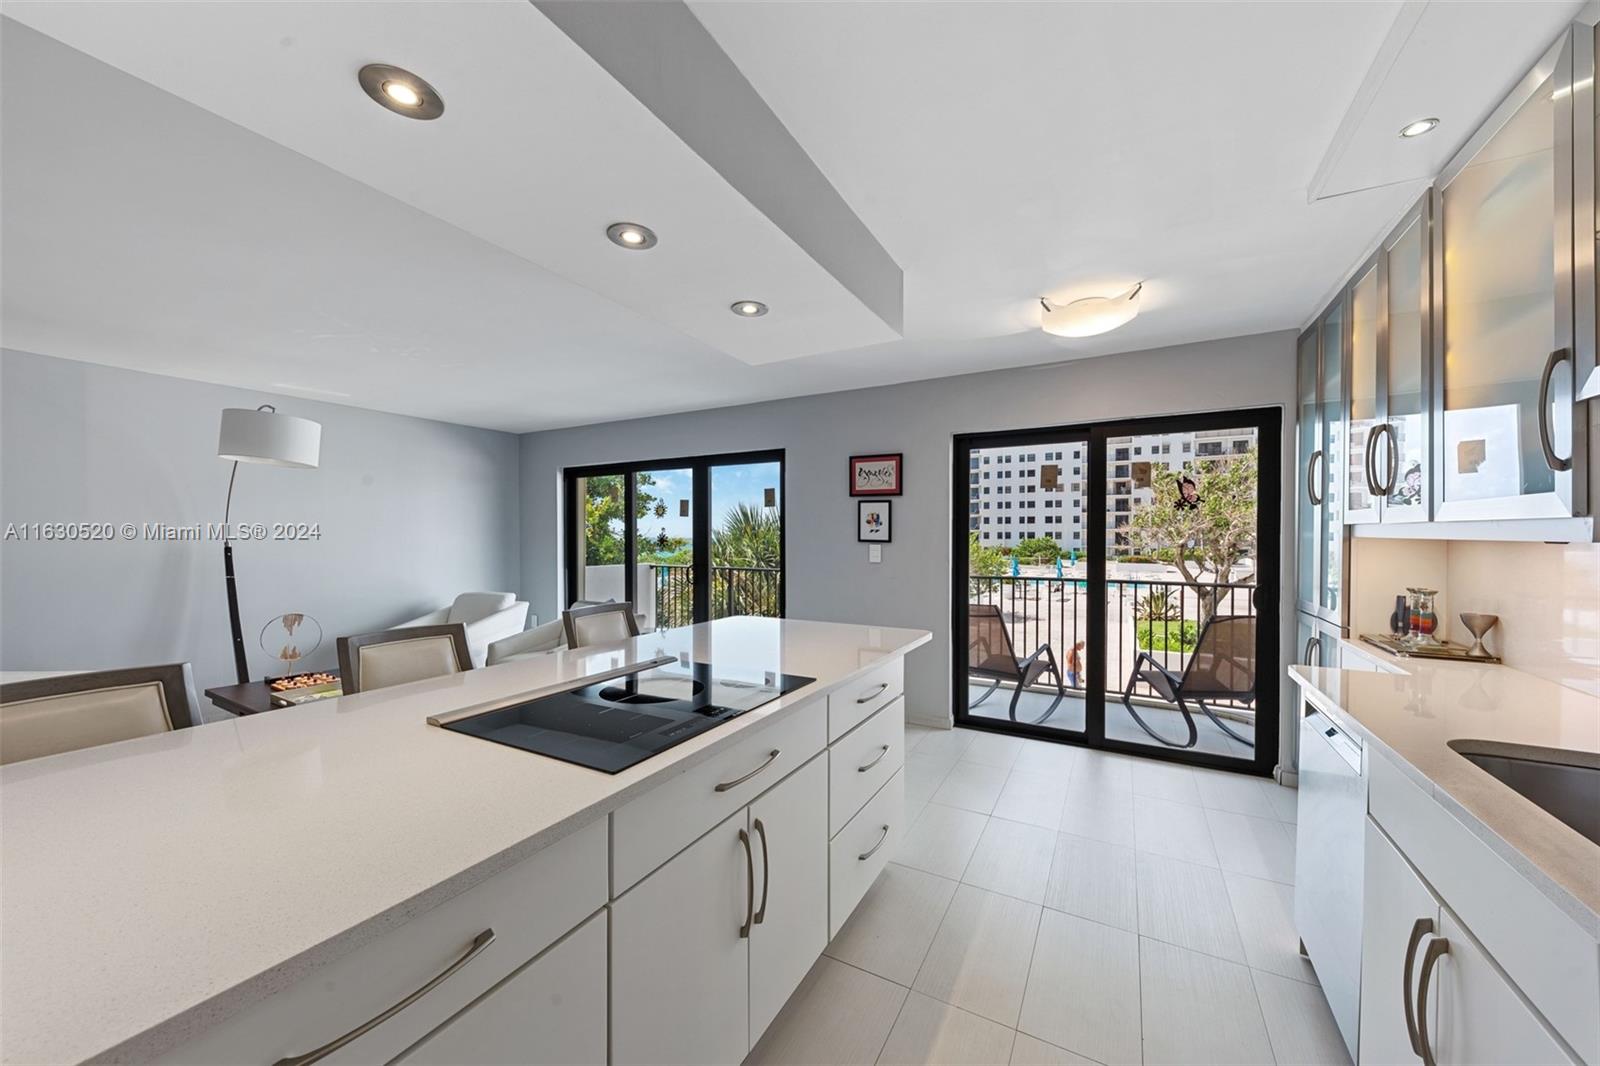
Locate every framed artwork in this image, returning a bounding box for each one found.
[857,499,892,542]
[849,453,903,496]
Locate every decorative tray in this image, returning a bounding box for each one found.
[1359,633,1500,664]
[266,671,343,706]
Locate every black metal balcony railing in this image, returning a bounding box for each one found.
[650,564,782,627]
[968,576,1258,710]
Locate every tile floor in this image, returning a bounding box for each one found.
[747,726,1348,1066]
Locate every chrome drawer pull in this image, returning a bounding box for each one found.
[1401,917,1433,1056]
[752,818,770,926]
[272,929,495,1066]
[1416,937,1450,1066]
[738,827,755,938]
[1307,449,1324,506]
[1537,348,1573,473]
[855,682,889,704]
[858,824,890,861]
[714,749,780,792]
[857,745,891,773]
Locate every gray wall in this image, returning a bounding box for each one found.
[0,349,521,696]
[519,330,1299,742]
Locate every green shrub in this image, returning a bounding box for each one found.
[1013,536,1061,562]
[1136,620,1199,652]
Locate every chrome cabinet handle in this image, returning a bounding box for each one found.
[857,744,891,773]
[1415,936,1451,1066]
[738,828,754,938]
[855,682,889,704]
[1302,636,1320,666]
[1364,427,1382,499]
[1379,423,1400,495]
[272,929,495,1066]
[1307,449,1324,506]
[1401,917,1433,1056]
[752,818,770,926]
[1537,348,1573,472]
[858,824,890,861]
[715,749,780,793]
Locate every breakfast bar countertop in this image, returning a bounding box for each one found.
[1289,647,1600,935]
[0,617,931,1066]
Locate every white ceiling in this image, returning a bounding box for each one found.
[0,1,1585,432]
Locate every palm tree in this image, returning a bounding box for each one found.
[712,503,781,615]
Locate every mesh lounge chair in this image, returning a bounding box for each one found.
[1120,614,1256,749]
[968,604,1067,724]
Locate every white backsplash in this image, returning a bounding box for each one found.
[1349,537,1450,643]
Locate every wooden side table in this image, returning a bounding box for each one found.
[204,674,342,717]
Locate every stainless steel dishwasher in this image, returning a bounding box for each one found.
[1293,703,1365,1060]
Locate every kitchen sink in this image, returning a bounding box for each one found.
[1451,741,1600,847]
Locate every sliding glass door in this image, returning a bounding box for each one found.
[566,451,784,631]
[954,409,1279,775]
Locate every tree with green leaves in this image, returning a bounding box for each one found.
[1013,536,1061,563]
[1128,447,1258,622]
[712,502,782,617]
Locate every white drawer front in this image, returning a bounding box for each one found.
[613,700,827,894]
[1369,752,1600,1063]
[828,769,904,939]
[159,818,608,1065]
[828,698,905,837]
[827,658,905,742]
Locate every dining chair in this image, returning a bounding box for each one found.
[0,663,201,765]
[337,623,473,694]
[562,601,641,649]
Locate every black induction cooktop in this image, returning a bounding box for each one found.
[431,659,814,773]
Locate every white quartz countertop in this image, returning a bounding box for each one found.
[1289,643,1599,935]
[0,617,931,1065]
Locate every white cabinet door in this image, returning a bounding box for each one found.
[748,754,829,1042]
[612,808,752,1066]
[1427,910,1577,1065]
[1360,818,1440,1065]
[396,911,607,1066]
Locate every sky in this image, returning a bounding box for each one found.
[637,461,781,542]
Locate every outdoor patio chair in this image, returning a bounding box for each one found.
[1120,613,1256,749]
[968,604,1067,724]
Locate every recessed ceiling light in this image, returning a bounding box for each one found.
[731,301,768,317]
[358,63,444,120]
[1039,283,1142,338]
[606,222,658,250]
[1399,117,1439,138]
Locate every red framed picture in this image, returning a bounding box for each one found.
[849,453,902,496]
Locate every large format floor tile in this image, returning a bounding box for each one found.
[1205,808,1296,884]
[746,956,907,1066]
[906,752,957,804]
[1135,852,1246,962]
[1018,910,1142,1066]
[1011,739,1081,777]
[826,863,958,986]
[962,730,1027,769]
[878,991,1017,1066]
[1224,871,1318,984]
[931,760,1011,814]
[1008,1033,1100,1066]
[992,769,1071,831]
[913,884,1042,1027]
[1043,832,1137,932]
[1252,969,1353,1065]
[1070,749,1135,793]
[1192,768,1276,819]
[1138,939,1273,1065]
[897,803,989,880]
[1129,759,1200,805]
[1132,794,1219,866]
[1058,781,1136,847]
[915,727,977,765]
[961,817,1057,904]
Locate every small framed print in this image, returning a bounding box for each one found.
[849,453,902,496]
[857,499,892,542]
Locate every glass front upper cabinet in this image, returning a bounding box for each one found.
[1345,262,1381,524]
[1435,30,1583,521]
[1382,206,1430,522]
[1296,328,1320,611]
[1318,299,1346,618]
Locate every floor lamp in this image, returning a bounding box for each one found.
[217,405,321,685]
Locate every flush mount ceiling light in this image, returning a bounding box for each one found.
[358,64,444,120]
[1039,283,1143,338]
[1399,117,1439,138]
[606,222,658,250]
[731,300,768,317]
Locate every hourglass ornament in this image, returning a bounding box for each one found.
[1405,588,1440,646]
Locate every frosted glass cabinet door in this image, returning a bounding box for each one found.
[1347,264,1382,524]
[1318,301,1345,616]
[1383,212,1430,522]
[1296,329,1320,611]
[1437,33,1579,520]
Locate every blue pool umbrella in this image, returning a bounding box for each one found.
[1055,557,1064,579]
[1011,557,1020,577]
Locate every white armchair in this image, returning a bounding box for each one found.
[395,592,529,668]
[486,617,567,665]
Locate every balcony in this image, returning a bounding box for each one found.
[650,563,781,627]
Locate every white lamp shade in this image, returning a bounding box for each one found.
[1041,283,1143,338]
[218,408,321,468]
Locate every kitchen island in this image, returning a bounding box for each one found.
[0,617,931,1065]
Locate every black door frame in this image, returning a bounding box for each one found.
[563,449,786,624]
[951,407,1282,777]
